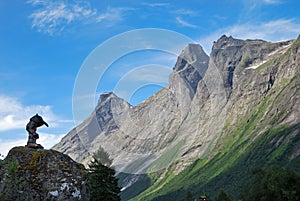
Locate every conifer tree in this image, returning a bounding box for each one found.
[243,166,300,201]
[88,146,121,201]
[215,189,232,201]
[185,190,193,201]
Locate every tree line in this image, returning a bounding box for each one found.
[185,166,300,201]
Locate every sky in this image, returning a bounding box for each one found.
[1,0,300,158]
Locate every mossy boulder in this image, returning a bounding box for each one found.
[0,146,89,200]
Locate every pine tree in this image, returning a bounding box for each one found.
[93,146,112,167]
[243,166,300,201]
[88,147,121,201]
[185,190,193,201]
[215,189,232,201]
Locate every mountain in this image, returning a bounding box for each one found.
[53,43,210,172]
[0,147,89,201]
[134,36,300,200]
[53,35,300,200]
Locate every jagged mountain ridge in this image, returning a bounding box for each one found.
[53,35,300,200]
[54,43,210,172]
[134,36,300,200]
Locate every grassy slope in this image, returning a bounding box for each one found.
[130,41,300,201]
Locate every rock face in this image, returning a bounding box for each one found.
[54,44,210,172]
[0,147,89,201]
[53,35,300,198]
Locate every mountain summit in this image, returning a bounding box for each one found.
[53,35,300,200]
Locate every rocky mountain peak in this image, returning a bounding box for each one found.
[169,43,209,101]
[210,35,294,97]
[53,35,300,200]
[174,43,208,71]
[0,147,89,201]
[212,35,245,50]
[98,92,118,104]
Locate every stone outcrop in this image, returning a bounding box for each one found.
[0,147,89,201]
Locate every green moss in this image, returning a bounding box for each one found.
[29,152,39,169]
[29,151,50,175]
[5,156,19,176]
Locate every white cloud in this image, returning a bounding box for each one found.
[28,0,97,35]
[96,7,133,24]
[0,95,57,132]
[28,0,48,6]
[227,19,300,40]
[0,94,71,159]
[263,0,282,4]
[142,3,170,7]
[241,0,283,11]
[243,0,282,7]
[199,19,300,53]
[0,133,65,159]
[172,9,197,16]
[176,17,197,28]
[28,0,131,35]
[38,133,65,149]
[0,138,26,159]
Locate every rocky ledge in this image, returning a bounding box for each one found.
[0,146,89,201]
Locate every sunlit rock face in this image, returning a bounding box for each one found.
[53,35,300,195]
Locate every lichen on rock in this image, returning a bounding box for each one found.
[0,146,89,201]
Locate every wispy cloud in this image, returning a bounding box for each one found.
[225,19,300,41]
[199,19,300,53]
[0,133,65,159]
[0,138,27,158]
[244,0,283,8]
[0,94,73,157]
[28,0,96,35]
[0,95,57,131]
[242,0,283,11]
[176,17,197,28]
[172,9,197,16]
[263,0,282,4]
[142,3,170,7]
[96,7,134,24]
[27,0,131,35]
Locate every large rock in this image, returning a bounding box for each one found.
[0,147,89,201]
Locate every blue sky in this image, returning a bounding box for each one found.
[1,0,300,157]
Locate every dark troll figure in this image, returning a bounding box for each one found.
[25,114,49,149]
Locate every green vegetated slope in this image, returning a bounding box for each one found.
[131,39,300,200]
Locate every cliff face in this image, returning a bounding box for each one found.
[135,36,300,200]
[176,36,297,161]
[53,35,300,199]
[0,147,89,201]
[54,43,210,173]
